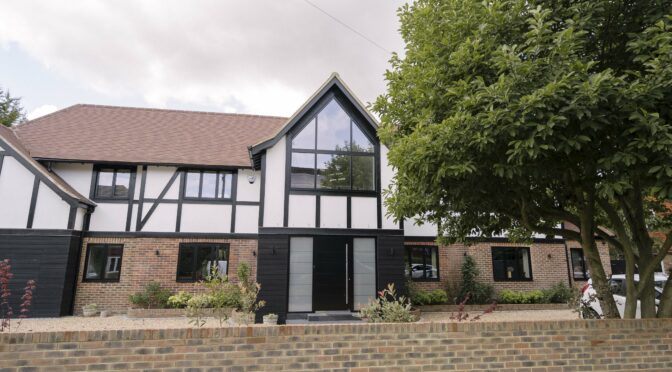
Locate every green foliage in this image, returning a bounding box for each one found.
[542,282,573,304]
[457,256,494,304]
[128,282,172,309]
[167,291,192,309]
[410,288,449,305]
[186,294,214,327]
[360,283,417,323]
[0,89,25,127]
[499,289,546,304]
[235,263,265,314]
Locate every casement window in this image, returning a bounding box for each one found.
[570,248,588,280]
[94,167,134,199]
[83,244,124,282]
[176,243,229,282]
[404,245,439,281]
[491,247,532,281]
[184,170,233,200]
[290,98,376,191]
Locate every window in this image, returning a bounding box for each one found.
[84,244,124,282]
[94,167,134,199]
[290,98,376,191]
[176,243,229,282]
[404,246,439,281]
[491,247,532,281]
[184,170,233,200]
[571,248,588,280]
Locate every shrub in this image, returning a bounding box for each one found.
[167,291,192,309]
[360,283,417,323]
[128,282,173,309]
[410,288,449,306]
[186,294,215,327]
[499,289,545,304]
[542,282,573,304]
[236,263,265,314]
[0,259,36,333]
[457,255,494,304]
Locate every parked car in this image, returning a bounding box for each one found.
[406,264,438,279]
[580,273,667,318]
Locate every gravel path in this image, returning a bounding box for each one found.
[9,310,579,333]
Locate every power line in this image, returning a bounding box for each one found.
[301,0,391,54]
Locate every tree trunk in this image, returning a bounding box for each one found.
[658,276,672,318]
[623,249,637,318]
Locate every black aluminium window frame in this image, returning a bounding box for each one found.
[570,248,589,280]
[405,245,440,282]
[175,242,230,282]
[183,169,234,200]
[491,246,534,282]
[82,243,124,283]
[92,165,136,201]
[288,94,378,194]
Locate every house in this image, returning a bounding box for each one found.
[0,74,610,321]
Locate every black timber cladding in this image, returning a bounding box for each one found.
[255,234,290,323]
[0,229,83,317]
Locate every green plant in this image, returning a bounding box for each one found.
[499,289,546,304]
[128,282,173,309]
[410,288,449,306]
[360,283,417,323]
[235,263,265,314]
[186,294,214,327]
[457,256,494,304]
[167,291,192,309]
[542,282,573,304]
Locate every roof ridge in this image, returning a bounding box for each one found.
[74,103,289,120]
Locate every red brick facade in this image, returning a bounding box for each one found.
[405,240,611,293]
[73,237,258,313]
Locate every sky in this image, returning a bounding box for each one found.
[0,0,407,120]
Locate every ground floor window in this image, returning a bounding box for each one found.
[491,246,532,281]
[176,243,229,282]
[84,244,124,282]
[405,245,439,280]
[571,248,588,280]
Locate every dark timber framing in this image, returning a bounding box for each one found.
[138,169,180,231]
[0,152,4,176]
[230,172,238,233]
[258,154,266,226]
[176,170,185,232]
[135,165,148,231]
[26,176,40,228]
[125,166,138,231]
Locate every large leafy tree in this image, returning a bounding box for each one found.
[374,0,672,318]
[0,88,25,127]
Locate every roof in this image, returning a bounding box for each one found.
[14,104,287,167]
[0,125,95,207]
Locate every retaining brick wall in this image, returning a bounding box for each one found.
[406,240,611,294]
[74,237,258,314]
[0,319,671,371]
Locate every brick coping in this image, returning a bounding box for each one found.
[2,318,670,344]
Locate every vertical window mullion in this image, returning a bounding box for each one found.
[198,171,203,198]
[111,170,117,193]
[215,171,220,199]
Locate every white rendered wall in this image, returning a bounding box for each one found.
[88,203,128,231]
[288,194,316,228]
[51,162,93,197]
[32,181,70,229]
[320,196,347,228]
[350,197,377,229]
[263,136,286,227]
[180,204,231,233]
[235,205,259,233]
[380,145,398,229]
[74,208,86,230]
[288,237,313,312]
[236,169,260,202]
[0,156,35,228]
[141,203,177,232]
[404,217,439,236]
[145,166,179,199]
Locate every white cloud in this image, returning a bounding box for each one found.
[0,0,405,116]
[26,104,58,120]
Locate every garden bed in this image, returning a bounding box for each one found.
[419,303,570,312]
[127,308,187,318]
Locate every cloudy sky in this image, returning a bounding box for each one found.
[0,0,406,120]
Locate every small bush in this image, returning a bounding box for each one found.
[411,289,449,305]
[542,282,573,304]
[360,283,416,323]
[499,289,545,304]
[167,291,192,309]
[457,255,494,304]
[128,282,173,309]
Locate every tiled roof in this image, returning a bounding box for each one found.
[14,104,287,167]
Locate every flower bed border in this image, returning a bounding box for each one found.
[419,302,570,312]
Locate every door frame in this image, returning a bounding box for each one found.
[312,235,354,312]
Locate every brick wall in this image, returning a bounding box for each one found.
[1,319,670,371]
[73,237,258,314]
[406,240,611,294]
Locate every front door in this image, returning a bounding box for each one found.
[313,236,351,311]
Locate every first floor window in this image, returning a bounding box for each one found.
[84,244,124,282]
[184,170,233,200]
[94,167,133,199]
[571,248,588,280]
[404,246,439,280]
[176,243,229,282]
[491,247,532,281]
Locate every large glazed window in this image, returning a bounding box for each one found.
[290,98,375,191]
[84,244,124,282]
[176,243,229,282]
[183,170,233,200]
[491,247,532,281]
[404,246,439,281]
[570,248,588,280]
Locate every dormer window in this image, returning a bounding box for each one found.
[290,98,376,191]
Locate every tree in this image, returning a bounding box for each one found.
[0,88,25,127]
[374,0,672,318]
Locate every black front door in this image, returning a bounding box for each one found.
[313,236,351,311]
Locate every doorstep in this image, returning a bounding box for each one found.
[286,311,363,324]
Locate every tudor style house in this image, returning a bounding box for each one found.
[0,74,612,321]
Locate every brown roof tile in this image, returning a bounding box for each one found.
[14,104,287,167]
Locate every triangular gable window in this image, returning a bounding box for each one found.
[290,98,376,191]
